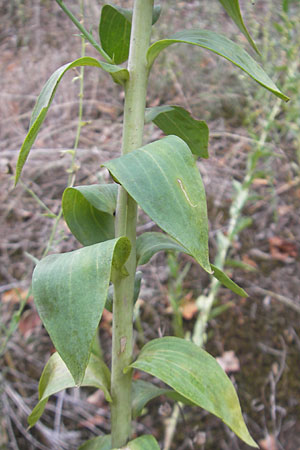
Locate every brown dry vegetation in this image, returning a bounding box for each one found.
[1,1,300,449]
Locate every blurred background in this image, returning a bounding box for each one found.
[0,0,299,449]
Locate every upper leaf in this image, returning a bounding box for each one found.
[127,337,258,448]
[15,57,129,184]
[62,184,118,246]
[99,5,132,64]
[78,435,112,450]
[146,106,209,158]
[28,352,111,427]
[147,30,289,101]
[104,136,212,273]
[113,435,160,450]
[99,4,162,65]
[32,237,131,385]
[217,0,259,53]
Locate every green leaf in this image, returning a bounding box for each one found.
[132,379,194,418]
[211,264,248,297]
[99,5,132,64]
[62,184,118,246]
[28,352,111,427]
[15,58,129,185]
[78,435,112,450]
[104,136,211,274]
[136,232,186,266]
[99,4,162,64]
[136,232,246,297]
[217,0,259,53]
[32,237,131,385]
[114,435,160,450]
[146,106,209,158]
[127,337,258,448]
[147,30,289,102]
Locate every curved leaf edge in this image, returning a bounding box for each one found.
[15,57,129,185]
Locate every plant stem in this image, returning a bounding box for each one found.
[110,0,154,447]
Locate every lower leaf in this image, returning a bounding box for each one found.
[127,337,258,448]
[78,435,112,450]
[114,435,160,450]
[28,352,111,427]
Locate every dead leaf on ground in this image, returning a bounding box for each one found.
[259,434,278,450]
[216,350,240,373]
[269,236,297,261]
[179,292,198,320]
[18,310,41,338]
[2,288,31,304]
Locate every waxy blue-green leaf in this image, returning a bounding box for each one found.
[128,337,258,448]
[99,5,162,64]
[28,352,111,427]
[62,184,118,246]
[136,232,246,296]
[217,0,259,53]
[146,105,209,158]
[32,237,131,385]
[147,30,289,102]
[15,57,129,185]
[114,435,160,450]
[78,435,112,450]
[104,136,211,273]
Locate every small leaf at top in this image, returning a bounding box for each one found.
[15,57,129,184]
[103,136,212,273]
[99,5,132,64]
[99,4,162,64]
[127,337,258,448]
[113,435,160,450]
[217,0,259,53]
[147,30,289,102]
[62,184,118,246]
[28,352,111,427]
[78,435,112,450]
[146,105,209,158]
[32,237,131,385]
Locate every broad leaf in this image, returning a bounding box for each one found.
[114,435,160,450]
[15,57,129,184]
[127,337,258,448]
[79,435,112,450]
[32,237,131,384]
[132,379,194,418]
[217,0,259,53]
[147,30,289,101]
[104,136,212,273]
[99,4,162,64]
[28,352,111,427]
[105,271,142,313]
[211,264,248,297]
[146,106,209,158]
[99,5,131,64]
[62,184,118,246]
[136,232,246,296]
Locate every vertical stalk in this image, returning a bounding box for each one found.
[110,0,154,447]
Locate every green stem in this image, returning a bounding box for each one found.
[110,0,154,447]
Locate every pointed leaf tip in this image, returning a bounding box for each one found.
[129,337,258,447]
